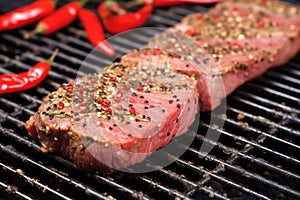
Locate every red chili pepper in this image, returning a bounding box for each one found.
[78,8,115,56]
[125,0,220,8]
[0,49,59,94]
[0,0,57,31]
[24,0,87,39]
[99,1,153,34]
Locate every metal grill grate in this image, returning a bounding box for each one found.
[0,1,300,199]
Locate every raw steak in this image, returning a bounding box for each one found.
[26,62,198,172]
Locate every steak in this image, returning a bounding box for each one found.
[148,0,300,110]
[26,63,198,172]
[26,0,300,172]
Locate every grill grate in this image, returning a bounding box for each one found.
[0,1,300,199]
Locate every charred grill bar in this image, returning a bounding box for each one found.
[0,0,300,199]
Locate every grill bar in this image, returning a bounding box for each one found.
[0,181,33,200]
[206,136,299,181]
[228,106,300,138]
[192,133,299,196]
[230,95,300,124]
[192,137,299,199]
[174,157,272,200]
[0,137,154,200]
[202,122,300,166]
[259,74,300,92]
[224,117,300,150]
[0,127,154,199]
[0,161,72,200]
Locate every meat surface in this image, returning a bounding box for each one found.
[152,0,300,110]
[26,63,198,172]
[26,0,300,172]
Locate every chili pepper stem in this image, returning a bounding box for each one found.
[78,0,89,6]
[46,48,59,65]
[124,0,145,9]
[23,24,45,39]
[52,0,59,6]
[105,0,116,8]
[104,0,126,15]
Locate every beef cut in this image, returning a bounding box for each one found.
[26,0,300,172]
[149,0,300,110]
[26,62,198,172]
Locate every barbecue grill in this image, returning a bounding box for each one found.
[0,0,300,199]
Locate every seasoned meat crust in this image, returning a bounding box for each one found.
[26,63,198,172]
